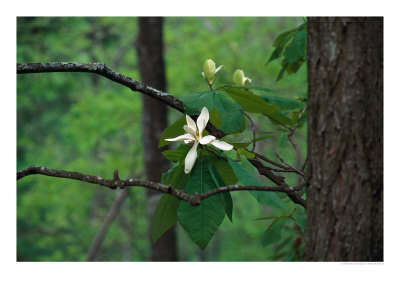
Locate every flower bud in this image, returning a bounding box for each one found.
[233,69,252,85]
[202,59,223,86]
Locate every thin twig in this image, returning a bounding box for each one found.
[262,113,291,130]
[274,152,306,178]
[287,127,303,184]
[86,189,129,261]
[17,165,306,208]
[241,110,256,152]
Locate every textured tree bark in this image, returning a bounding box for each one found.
[136,17,178,261]
[305,17,383,261]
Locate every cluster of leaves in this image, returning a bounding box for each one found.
[267,20,307,81]
[153,77,307,249]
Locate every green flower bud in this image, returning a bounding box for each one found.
[233,69,252,85]
[202,59,223,86]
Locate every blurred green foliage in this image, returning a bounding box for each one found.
[17,17,306,261]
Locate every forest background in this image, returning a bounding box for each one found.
[17,17,307,261]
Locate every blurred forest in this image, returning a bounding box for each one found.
[17,17,307,261]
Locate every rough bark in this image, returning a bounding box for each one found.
[305,17,383,261]
[136,17,178,261]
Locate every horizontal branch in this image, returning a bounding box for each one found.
[17,62,225,138]
[17,165,305,208]
[17,62,185,113]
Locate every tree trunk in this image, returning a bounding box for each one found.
[305,17,383,261]
[136,17,178,261]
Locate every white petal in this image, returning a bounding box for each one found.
[215,65,224,73]
[184,142,199,173]
[201,72,205,78]
[183,125,196,137]
[186,115,197,133]
[199,135,216,145]
[165,133,195,142]
[196,106,209,138]
[211,140,234,151]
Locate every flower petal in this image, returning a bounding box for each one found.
[183,125,197,137]
[165,133,195,142]
[186,115,197,133]
[184,141,199,173]
[199,135,216,145]
[211,139,234,151]
[196,106,209,137]
[215,65,224,73]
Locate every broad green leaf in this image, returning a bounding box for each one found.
[209,108,222,128]
[224,86,272,114]
[255,216,282,221]
[162,144,190,162]
[224,86,295,126]
[267,45,284,64]
[181,90,214,115]
[158,115,186,148]
[152,165,188,243]
[210,157,238,186]
[261,218,286,247]
[293,214,306,231]
[224,85,274,93]
[272,29,295,47]
[260,95,306,111]
[177,158,225,249]
[276,60,289,82]
[226,157,286,209]
[286,61,304,75]
[213,93,243,134]
[209,164,233,222]
[253,134,275,143]
[221,133,252,148]
[238,148,255,159]
[283,31,306,64]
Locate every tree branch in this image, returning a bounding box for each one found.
[86,189,129,261]
[17,165,306,208]
[17,62,185,113]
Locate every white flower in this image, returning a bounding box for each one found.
[233,69,252,85]
[165,106,233,173]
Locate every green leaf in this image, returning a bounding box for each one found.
[286,60,304,75]
[226,157,286,209]
[283,31,306,64]
[209,108,222,128]
[210,157,238,186]
[177,157,225,249]
[260,95,306,111]
[267,45,284,64]
[224,86,295,126]
[209,164,233,222]
[213,93,243,134]
[272,29,295,47]
[261,218,286,247]
[162,144,190,162]
[238,149,255,159]
[152,165,188,243]
[181,90,214,115]
[224,85,274,93]
[158,115,186,148]
[276,60,289,82]
[293,214,306,231]
[224,86,272,114]
[221,133,252,148]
